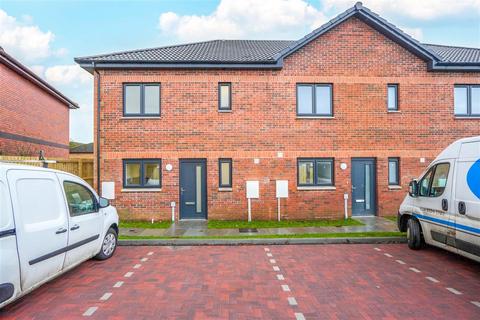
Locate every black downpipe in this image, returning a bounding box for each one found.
[95,65,101,194]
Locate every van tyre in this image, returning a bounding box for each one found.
[95,227,117,260]
[407,218,424,250]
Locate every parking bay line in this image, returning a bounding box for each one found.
[384,253,393,258]
[395,260,406,265]
[267,253,273,257]
[83,307,98,317]
[273,266,280,271]
[124,272,134,278]
[281,284,290,292]
[277,274,285,280]
[113,281,124,288]
[147,252,154,256]
[288,297,298,306]
[133,264,141,269]
[471,301,480,308]
[295,313,306,320]
[446,287,462,295]
[425,276,439,283]
[269,259,276,264]
[409,267,421,273]
[100,292,112,301]
[141,258,148,262]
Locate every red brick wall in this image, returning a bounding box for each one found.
[95,17,480,221]
[0,64,70,158]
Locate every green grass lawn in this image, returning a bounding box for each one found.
[207,218,363,229]
[119,231,405,240]
[119,220,172,229]
[384,216,397,222]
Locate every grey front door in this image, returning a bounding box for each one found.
[179,159,207,219]
[351,158,376,216]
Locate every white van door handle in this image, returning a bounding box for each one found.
[70,224,80,231]
[55,227,67,234]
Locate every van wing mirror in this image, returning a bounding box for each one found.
[99,197,110,208]
[409,180,419,197]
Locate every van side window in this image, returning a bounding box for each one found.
[63,181,97,216]
[418,163,450,197]
[419,167,434,197]
[430,163,450,197]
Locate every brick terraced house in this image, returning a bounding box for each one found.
[75,3,480,221]
[0,47,78,158]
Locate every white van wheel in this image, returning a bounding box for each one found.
[407,218,424,250]
[95,227,118,260]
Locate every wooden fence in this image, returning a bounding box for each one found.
[0,156,94,186]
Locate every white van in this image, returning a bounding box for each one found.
[0,163,119,308]
[398,136,480,262]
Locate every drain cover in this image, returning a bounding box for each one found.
[239,228,258,233]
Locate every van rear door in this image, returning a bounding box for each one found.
[0,178,21,306]
[7,169,69,291]
[453,141,480,258]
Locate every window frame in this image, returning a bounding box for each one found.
[297,158,334,187]
[418,162,450,198]
[123,159,162,189]
[387,84,399,111]
[296,83,333,117]
[62,180,99,217]
[454,84,480,117]
[218,82,232,111]
[218,158,233,188]
[123,83,161,117]
[388,157,400,186]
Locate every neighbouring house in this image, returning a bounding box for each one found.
[0,47,78,158]
[75,3,480,221]
[70,142,94,159]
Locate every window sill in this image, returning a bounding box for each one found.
[121,188,162,192]
[218,187,233,192]
[454,116,480,119]
[388,185,402,190]
[218,110,232,113]
[387,110,401,113]
[296,116,334,119]
[121,116,161,120]
[297,186,336,191]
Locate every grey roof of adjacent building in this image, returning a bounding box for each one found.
[422,44,480,64]
[70,142,93,153]
[75,2,480,72]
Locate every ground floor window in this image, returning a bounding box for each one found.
[218,158,232,188]
[388,158,400,186]
[297,158,334,186]
[123,159,161,188]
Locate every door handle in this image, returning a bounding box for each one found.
[70,224,80,231]
[180,187,185,194]
[441,199,448,211]
[458,201,466,215]
[55,228,67,234]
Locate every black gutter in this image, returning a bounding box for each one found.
[95,65,101,194]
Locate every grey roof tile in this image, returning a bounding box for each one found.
[423,44,480,64]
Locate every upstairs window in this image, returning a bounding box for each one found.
[388,158,400,185]
[124,83,161,116]
[218,158,232,188]
[218,83,231,111]
[123,159,161,188]
[387,84,398,111]
[297,158,334,186]
[297,84,333,116]
[454,85,480,117]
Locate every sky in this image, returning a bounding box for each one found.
[1,0,479,143]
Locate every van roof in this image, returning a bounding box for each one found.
[0,162,73,177]
[435,136,480,161]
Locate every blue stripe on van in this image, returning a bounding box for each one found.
[413,213,480,235]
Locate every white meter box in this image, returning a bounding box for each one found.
[246,181,259,199]
[276,180,288,198]
[101,181,115,200]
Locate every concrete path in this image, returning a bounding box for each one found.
[120,216,398,238]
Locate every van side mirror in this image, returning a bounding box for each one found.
[99,197,110,208]
[409,180,419,197]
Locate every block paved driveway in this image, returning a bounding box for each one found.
[1,244,480,319]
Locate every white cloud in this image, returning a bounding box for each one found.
[400,27,423,40]
[323,0,480,21]
[0,9,66,62]
[43,64,92,88]
[158,0,327,42]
